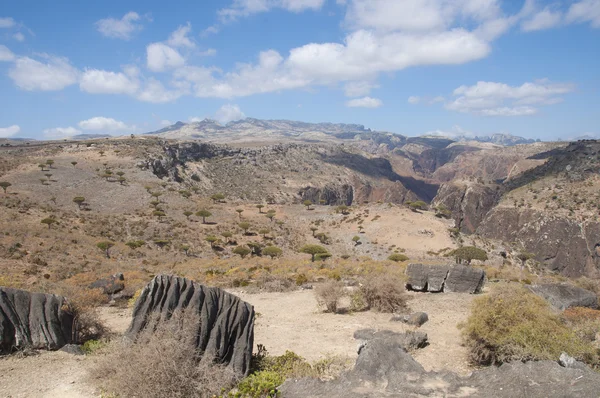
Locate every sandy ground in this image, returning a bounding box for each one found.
[0,289,475,397]
[233,289,475,375]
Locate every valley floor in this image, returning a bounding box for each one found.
[0,289,475,397]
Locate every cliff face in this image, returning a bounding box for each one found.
[142,142,437,205]
[432,182,499,233]
[477,207,600,278]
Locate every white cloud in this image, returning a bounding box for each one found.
[146,43,185,72]
[344,81,377,97]
[566,0,600,28]
[218,0,325,22]
[13,32,25,42]
[0,17,15,28]
[199,48,217,57]
[345,96,383,108]
[214,104,246,123]
[408,96,420,104]
[343,0,502,33]
[136,78,185,103]
[167,23,195,48]
[0,45,15,62]
[78,117,131,132]
[0,125,20,138]
[160,120,172,126]
[9,55,79,91]
[521,7,562,31]
[444,79,575,116]
[80,68,140,95]
[95,11,143,40]
[43,126,81,139]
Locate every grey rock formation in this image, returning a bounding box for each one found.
[299,184,353,206]
[406,263,485,293]
[477,208,600,278]
[89,273,125,295]
[391,312,429,327]
[445,265,486,294]
[0,287,75,352]
[126,274,255,376]
[433,182,499,233]
[405,263,449,292]
[354,329,428,351]
[559,352,587,370]
[529,283,598,310]
[281,330,600,398]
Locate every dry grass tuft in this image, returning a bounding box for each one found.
[358,274,408,313]
[462,283,599,367]
[92,310,238,398]
[314,280,346,313]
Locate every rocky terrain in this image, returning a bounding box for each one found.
[1,120,600,397]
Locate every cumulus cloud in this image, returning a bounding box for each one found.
[0,45,15,62]
[95,12,144,40]
[167,23,195,48]
[521,7,562,31]
[444,79,575,116]
[344,81,378,97]
[218,0,325,22]
[146,43,185,72]
[80,67,140,95]
[345,96,383,108]
[136,78,185,103]
[8,55,79,91]
[0,17,16,28]
[13,32,25,42]
[43,126,81,139]
[0,125,20,138]
[566,0,600,28]
[408,96,420,104]
[78,117,131,132]
[214,104,246,123]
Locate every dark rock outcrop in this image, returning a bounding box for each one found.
[433,182,499,233]
[281,330,600,398]
[405,263,485,294]
[299,184,353,206]
[405,263,449,292]
[0,287,75,352]
[445,265,486,294]
[89,273,125,295]
[477,208,600,277]
[391,312,429,327]
[529,284,598,310]
[126,274,255,376]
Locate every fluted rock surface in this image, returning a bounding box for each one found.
[0,287,74,352]
[126,274,255,375]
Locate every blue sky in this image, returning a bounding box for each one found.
[0,0,599,140]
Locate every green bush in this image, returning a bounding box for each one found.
[235,371,283,398]
[388,253,409,262]
[462,284,599,367]
[82,339,105,354]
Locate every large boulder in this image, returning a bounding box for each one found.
[405,263,449,292]
[280,330,600,398]
[445,265,486,294]
[89,273,125,295]
[126,274,255,376]
[529,283,598,310]
[0,287,75,352]
[406,263,485,293]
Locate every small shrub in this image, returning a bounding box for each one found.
[462,284,599,366]
[359,275,408,313]
[82,339,105,355]
[388,253,409,262]
[314,280,346,313]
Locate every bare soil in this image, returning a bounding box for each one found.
[0,288,476,397]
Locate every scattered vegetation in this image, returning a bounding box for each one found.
[462,284,599,367]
